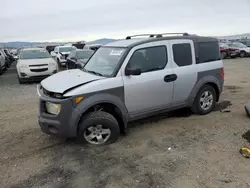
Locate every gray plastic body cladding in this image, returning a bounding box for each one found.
[38,91,81,137]
[74,86,128,130]
[39,86,127,137]
[187,68,224,106]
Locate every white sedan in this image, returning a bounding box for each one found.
[16,48,58,84]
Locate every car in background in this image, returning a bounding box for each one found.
[46,45,57,54]
[4,49,15,63]
[219,43,240,59]
[0,50,7,74]
[16,48,58,84]
[227,42,250,57]
[66,49,94,69]
[51,46,76,67]
[239,39,250,47]
[84,44,102,51]
[0,49,11,68]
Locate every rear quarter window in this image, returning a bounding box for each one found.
[197,42,221,64]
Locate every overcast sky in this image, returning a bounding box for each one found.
[1,0,250,42]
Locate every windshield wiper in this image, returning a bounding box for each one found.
[83,68,104,76]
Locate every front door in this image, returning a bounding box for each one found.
[120,41,174,118]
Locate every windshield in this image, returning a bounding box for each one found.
[59,47,73,53]
[76,50,94,59]
[220,43,229,48]
[20,49,51,59]
[84,47,126,77]
[232,42,247,48]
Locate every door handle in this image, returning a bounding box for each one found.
[164,74,177,82]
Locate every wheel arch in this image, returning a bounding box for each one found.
[74,94,128,135]
[187,76,221,106]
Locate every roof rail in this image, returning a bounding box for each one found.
[126,32,189,39]
[126,34,157,40]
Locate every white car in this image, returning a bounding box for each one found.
[51,46,76,66]
[228,42,250,57]
[16,48,58,84]
[0,49,6,75]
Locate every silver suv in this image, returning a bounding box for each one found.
[37,33,224,145]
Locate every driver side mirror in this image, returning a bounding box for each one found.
[125,68,141,76]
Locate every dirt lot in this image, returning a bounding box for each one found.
[1,58,250,188]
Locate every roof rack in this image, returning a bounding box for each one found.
[126,32,189,40]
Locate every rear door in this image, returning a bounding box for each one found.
[169,40,197,105]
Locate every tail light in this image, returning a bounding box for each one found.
[221,67,224,79]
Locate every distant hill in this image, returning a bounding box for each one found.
[86,38,117,45]
[218,33,250,40]
[1,33,249,48]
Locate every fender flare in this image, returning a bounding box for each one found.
[69,93,128,135]
[187,75,221,106]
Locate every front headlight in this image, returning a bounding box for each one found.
[19,64,28,68]
[49,61,57,67]
[45,102,61,115]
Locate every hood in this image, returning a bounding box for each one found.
[77,58,89,64]
[18,58,53,65]
[41,69,103,94]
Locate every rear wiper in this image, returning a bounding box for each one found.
[83,68,104,76]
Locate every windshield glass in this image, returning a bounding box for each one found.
[84,47,126,77]
[59,47,73,53]
[20,49,51,59]
[220,43,229,48]
[232,42,247,48]
[76,50,94,59]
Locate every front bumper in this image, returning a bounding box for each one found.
[37,85,80,137]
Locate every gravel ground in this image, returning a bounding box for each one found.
[1,59,250,188]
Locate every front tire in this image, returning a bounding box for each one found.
[221,52,227,59]
[191,85,216,115]
[18,76,25,84]
[240,51,246,58]
[78,111,120,145]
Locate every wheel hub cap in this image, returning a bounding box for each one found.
[84,124,111,145]
[200,91,213,111]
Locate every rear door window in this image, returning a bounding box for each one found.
[172,43,192,67]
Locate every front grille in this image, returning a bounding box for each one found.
[30,68,48,72]
[43,87,64,99]
[29,64,48,67]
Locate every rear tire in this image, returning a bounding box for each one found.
[77,111,120,145]
[191,85,216,115]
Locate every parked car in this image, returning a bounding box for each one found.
[238,39,250,47]
[4,49,15,63]
[0,50,7,74]
[66,49,94,69]
[219,43,240,59]
[51,46,76,67]
[46,45,57,54]
[227,42,250,57]
[84,44,102,51]
[37,33,224,145]
[16,48,58,84]
[0,49,11,68]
